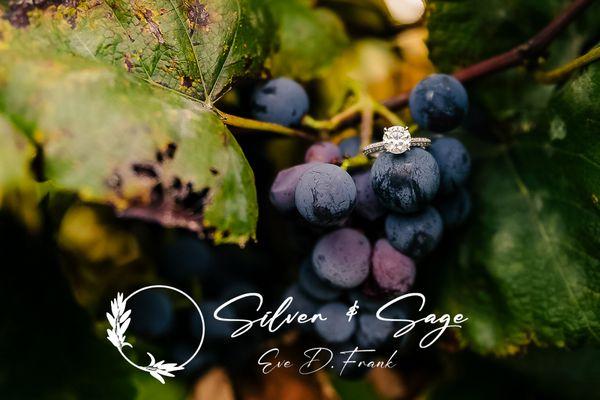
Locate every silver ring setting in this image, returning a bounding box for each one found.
[362,126,431,157]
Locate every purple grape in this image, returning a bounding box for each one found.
[428,137,471,194]
[371,238,416,295]
[435,187,471,229]
[312,228,371,289]
[385,207,443,259]
[298,258,342,301]
[251,78,309,126]
[409,74,468,132]
[295,163,357,226]
[270,163,316,213]
[352,171,386,221]
[339,136,361,157]
[356,313,394,348]
[314,302,356,344]
[305,142,342,164]
[371,149,440,213]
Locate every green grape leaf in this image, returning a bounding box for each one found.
[427,0,567,72]
[25,0,274,103]
[434,64,600,355]
[0,115,35,193]
[0,114,42,229]
[266,0,349,81]
[0,49,257,244]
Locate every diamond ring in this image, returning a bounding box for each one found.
[362,126,431,157]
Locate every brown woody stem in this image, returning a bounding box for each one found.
[217,0,593,139]
[349,0,593,123]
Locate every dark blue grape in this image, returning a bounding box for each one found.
[356,313,394,348]
[295,163,356,226]
[435,187,471,229]
[346,290,386,313]
[371,148,440,213]
[129,291,174,337]
[371,238,416,296]
[170,343,217,374]
[251,78,309,126]
[190,301,236,342]
[377,303,411,348]
[284,284,321,317]
[314,302,356,344]
[220,281,260,316]
[270,163,316,214]
[385,207,443,259]
[409,74,468,132]
[312,228,371,289]
[159,236,215,283]
[339,136,361,158]
[304,142,342,163]
[284,284,321,332]
[429,137,471,194]
[352,171,386,221]
[298,258,342,301]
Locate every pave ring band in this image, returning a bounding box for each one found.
[362,126,431,157]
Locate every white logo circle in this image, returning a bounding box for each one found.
[106,285,205,384]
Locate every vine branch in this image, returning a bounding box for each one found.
[367,0,594,122]
[219,0,593,140]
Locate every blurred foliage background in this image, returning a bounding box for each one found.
[0,0,599,399]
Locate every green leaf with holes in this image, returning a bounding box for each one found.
[24,0,274,103]
[265,0,349,81]
[434,64,600,355]
[0,48,257,244]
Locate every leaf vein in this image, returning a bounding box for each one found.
[504,151,600,341]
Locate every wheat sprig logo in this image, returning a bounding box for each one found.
[106,285,205,384]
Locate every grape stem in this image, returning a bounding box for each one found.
[535,46,600,83]
[217,110,315,141]
[340,154,370,171]
[303,89,404,141]
[218,0,592,140]
[302,102,363,131]
[360,101,374,148]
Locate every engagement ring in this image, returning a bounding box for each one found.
[362,126,431,157]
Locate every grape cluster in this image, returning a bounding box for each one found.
[267,74,472,377]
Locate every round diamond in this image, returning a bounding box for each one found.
[383,126,411,154]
